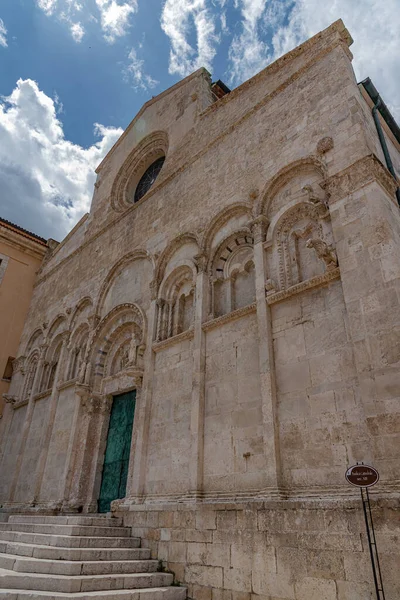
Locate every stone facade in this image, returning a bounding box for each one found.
[0,19,399,600]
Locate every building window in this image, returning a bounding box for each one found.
[134,156,165,203]
[2,356,15,381]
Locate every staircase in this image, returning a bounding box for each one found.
[0,515,186,600]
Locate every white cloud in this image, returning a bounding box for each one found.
[95,0,138,43]
[268,0,400,119]
[228,0,270,85]
[0,79,123,240]
[36,0,58,15]
[70,21,85,42]
[0,18,8,47]
[161,0,219,77]
[124,48,159,91]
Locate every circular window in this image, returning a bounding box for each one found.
[134,156,165,203]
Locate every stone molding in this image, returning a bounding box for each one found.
[152,327,194,352]
[266,267,340,305]
[57,378,78,392]
[33,390,52,402]
[154,233,200,286]
[322,154,398,204]
[249,215,269,244]
[3,394,17,405]
[110,131,169,212]
[202,303,256,332]
[11,399,29,410]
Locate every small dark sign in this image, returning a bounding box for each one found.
[345,464,379,488]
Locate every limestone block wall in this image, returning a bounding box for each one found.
[118,500,400,600]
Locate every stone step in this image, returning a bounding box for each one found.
[0,531,140,549]
[7,516,123,528]
[0,541,150,561]
[0,586,187,600]
[0,554,159,576]
[0,568,174,593]
[0,523,131,538]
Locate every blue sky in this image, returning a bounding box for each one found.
[0,0,399,240]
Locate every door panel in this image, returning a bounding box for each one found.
[98,391,136,513]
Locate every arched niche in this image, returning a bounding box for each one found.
[89,304,146,392]
[201,203,253,262]
[210,230,255,317]
[67,324,90,381]
[97,251,154,319]
[21,351,39,401]
[156,264,196,341]
[40,335,64,393]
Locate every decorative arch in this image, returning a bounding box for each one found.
[88,303,146,391]
[95,250,154,317]
[209,229,255,318]
[110,131,169,212]
[25,328,44,356]
[40,333,65,393]
[257,157,327,217]
[270,201,328,290]
[201,203,253,260]
[156,264,196,341]
[67,323,90,381]
[154,233,200,288]
[47,314,67,341]
[21,350,40,401]
[70,297,93,331]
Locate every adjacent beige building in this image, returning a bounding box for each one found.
[0,218,48,416]
[1,20,400,600]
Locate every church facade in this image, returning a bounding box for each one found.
[1,20,400,599]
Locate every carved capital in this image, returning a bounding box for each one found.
[39,344,48,358]
[249,215,269,244]
[156,298,165,309]
[149,279,159,301]
[88,314,100,329]
[75,382,90,398]
[193,253,207,273]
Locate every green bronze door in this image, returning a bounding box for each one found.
[98,390,136,513]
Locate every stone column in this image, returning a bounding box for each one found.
[250,215,282,494]
[128,283,158,500]
[33,332,69,503]
[155,298,164,342]
[9,343,47,502]
[188,253,208,498]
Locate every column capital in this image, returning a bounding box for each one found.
[194,253,208,273]
[249,215,270,243]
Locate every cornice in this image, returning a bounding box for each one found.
[267,268,340,305]
[202,303,256,332]
[152,328,194,352]
[322,154,398,204]
[0,227,47,260]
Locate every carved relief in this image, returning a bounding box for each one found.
[306,238,338,271]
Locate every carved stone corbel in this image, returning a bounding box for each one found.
[265,279,277,296]
[3,394,17,405]
[306,238,338,271]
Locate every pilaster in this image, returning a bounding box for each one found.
[250,215,282,494]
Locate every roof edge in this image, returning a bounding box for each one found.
[95,67,211,174]
[0,217,48,246]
